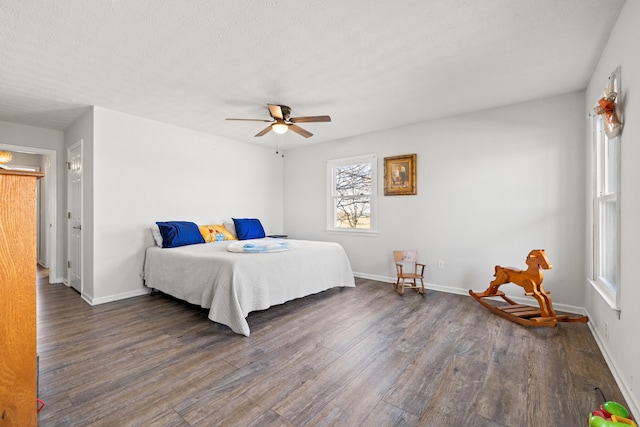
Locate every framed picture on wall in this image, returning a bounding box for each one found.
[384,154,416,196]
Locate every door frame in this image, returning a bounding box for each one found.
[0,142,58,283]
[67,140,83,293]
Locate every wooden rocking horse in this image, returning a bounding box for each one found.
[469,249,588,327]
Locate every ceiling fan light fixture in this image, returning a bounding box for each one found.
[0,151,12,164]
[272,123,288,134]
[227,104,330,139]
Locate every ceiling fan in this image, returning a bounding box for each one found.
[226,104,331,138]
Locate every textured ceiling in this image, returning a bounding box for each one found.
[0,0,625,150]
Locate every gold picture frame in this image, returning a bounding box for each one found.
[384,154,417,196]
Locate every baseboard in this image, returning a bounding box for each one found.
[353,273,586,315]
[83,288,150,306]
[586,309,639,420]
[81,293,93,306]
[355,272,493,295]
[353,272,394,283]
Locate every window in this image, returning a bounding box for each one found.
[590,67,621,310]
[327,154,377,234]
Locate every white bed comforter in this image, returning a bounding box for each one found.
[143,238,355,336]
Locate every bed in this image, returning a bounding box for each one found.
[143,238,355,336]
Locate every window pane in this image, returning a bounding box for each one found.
[335,197,370,229]
[335,163,371,196]
[604,137,618,194]
[598,198,617,291]
[327,154,377,233]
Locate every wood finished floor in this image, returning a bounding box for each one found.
[36,268,626,426]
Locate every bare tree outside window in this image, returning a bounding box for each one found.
[334,163,371,228]
[327,154,377,233]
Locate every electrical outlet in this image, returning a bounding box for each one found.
[437,260,445,270]
[604,322,609,341]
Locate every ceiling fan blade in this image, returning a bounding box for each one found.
[226,118,272,122]
[254,125,273,137]
[289,115,331,123]
[267,104,284,120]
[288,124,313,138]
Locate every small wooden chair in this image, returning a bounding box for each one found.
[394,250,425,295]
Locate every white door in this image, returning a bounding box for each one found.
[67,141,82,292]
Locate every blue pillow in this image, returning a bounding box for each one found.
[232,218,266,240]
[156,221,205,248]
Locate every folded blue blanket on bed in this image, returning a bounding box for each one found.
[226,240,295,253]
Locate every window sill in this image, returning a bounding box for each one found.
[588,278,621,312]
[325,229,378,237]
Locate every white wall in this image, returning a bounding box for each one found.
[585,0,640,416]
[284,91,586,311]
[5,150,42,167]
[0,120,65,282]
[89,107,284,302]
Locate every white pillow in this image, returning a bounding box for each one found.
[150,225,163,247]
[223,219,237,238]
